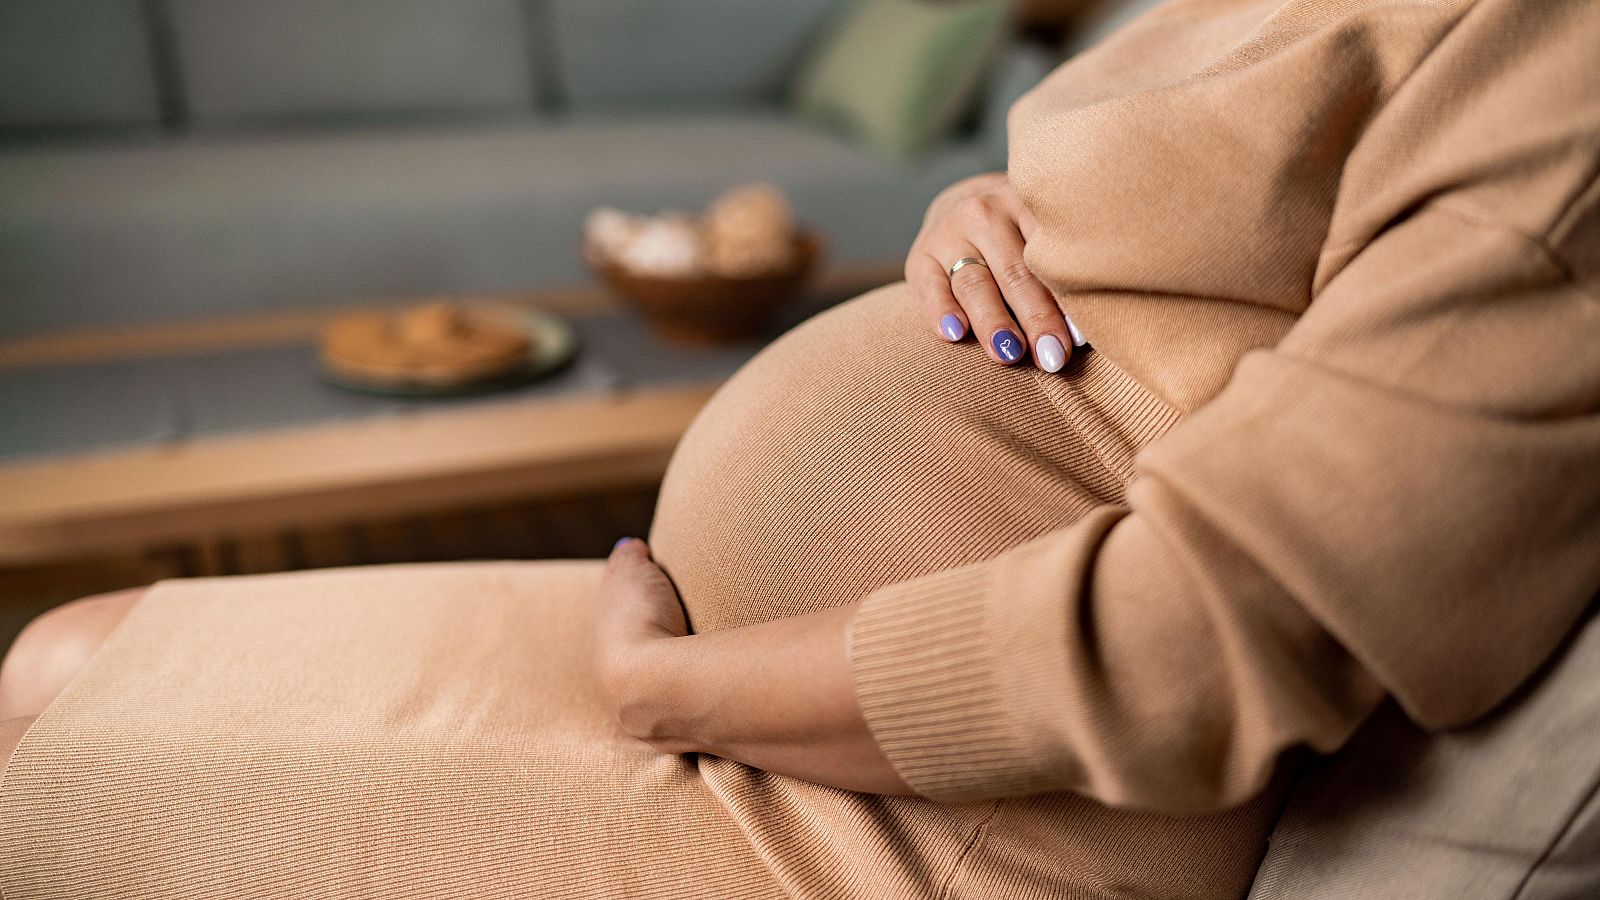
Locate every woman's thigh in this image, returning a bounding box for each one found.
[0,563,788,898]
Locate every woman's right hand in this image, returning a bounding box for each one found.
[906,172,1080,372]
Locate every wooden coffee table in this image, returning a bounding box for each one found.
[0,267,895,568]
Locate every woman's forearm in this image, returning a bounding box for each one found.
[623,603,914,795]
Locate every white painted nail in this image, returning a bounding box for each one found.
[1064,314,1087,347]
[1036,334,1067,373]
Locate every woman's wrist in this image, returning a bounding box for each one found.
[593,545,911,794]
[611,636,708,755]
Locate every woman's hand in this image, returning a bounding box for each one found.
[590,538,913,795]
[591,537,693,749]
[907,172,1080,372]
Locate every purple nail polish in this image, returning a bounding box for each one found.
[613,537,635,551]
[992,329,1024,363]
[939,314,965,342]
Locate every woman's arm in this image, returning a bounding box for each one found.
[592,538,912,795]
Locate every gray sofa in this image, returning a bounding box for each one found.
[0,0,1049,339]
[1249,605,1600,898]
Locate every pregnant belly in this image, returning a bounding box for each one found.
[650,283,1181,633]
[650,283,1280,900]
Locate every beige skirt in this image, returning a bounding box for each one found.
[0,286,1280,898]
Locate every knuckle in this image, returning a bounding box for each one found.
[1019,309,1061,334]
[959,196,1002,228]
[997,257,1035,289]
[950,266,993,294]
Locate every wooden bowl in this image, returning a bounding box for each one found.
[591,232,823,343]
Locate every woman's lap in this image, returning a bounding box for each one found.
[0,562,784,898]
[0,559,1279,900]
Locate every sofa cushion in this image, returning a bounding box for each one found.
[792,0,1009,160]
[166,0,538,125]
[0,115,988,337]
[1248,604,1600,899]
[0,0,162,132]
[547,0,843,111]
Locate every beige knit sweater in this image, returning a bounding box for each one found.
[845,0,1600,812]
[3,1,1597,897]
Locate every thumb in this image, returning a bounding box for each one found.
[610,536,648,560]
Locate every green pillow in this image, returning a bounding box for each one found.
[792,0,1010,161]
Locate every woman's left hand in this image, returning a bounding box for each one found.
[591,538,693,749]
[589,538,914,795]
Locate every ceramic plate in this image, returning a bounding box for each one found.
[320,309,579,398]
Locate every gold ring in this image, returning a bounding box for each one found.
[947,257,988,278]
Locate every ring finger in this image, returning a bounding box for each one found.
[943,247,1028,366]
[968,225,1071,373]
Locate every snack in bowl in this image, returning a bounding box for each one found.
[583,183,821,342]
[582,207,646,263]
[320,302,532,389]
[616,212,705,276]
[703,183,797,277]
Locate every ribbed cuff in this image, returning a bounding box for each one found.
[852,563,1026,801]
[849,511,1125,802]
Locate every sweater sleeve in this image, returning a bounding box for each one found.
[850,199,1600,812]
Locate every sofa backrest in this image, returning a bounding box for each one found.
[0,0,859,137]
[544,0,846,112]
[165,0,540,126]
[0,0,163,133]
[1249,604,1600,898]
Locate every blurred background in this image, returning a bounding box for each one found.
[0,0,1160,652]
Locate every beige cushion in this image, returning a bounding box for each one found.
[1249,606,1600,898]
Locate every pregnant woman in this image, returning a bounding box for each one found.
[3,0,1598,896]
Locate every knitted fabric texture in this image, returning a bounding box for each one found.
[4,0,1599,895]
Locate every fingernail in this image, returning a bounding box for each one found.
[1036,334,1067,373]
[939,314,965,342]
[613,537,636,551]
[991,329,1024,363]
[1064,314,1087,347]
